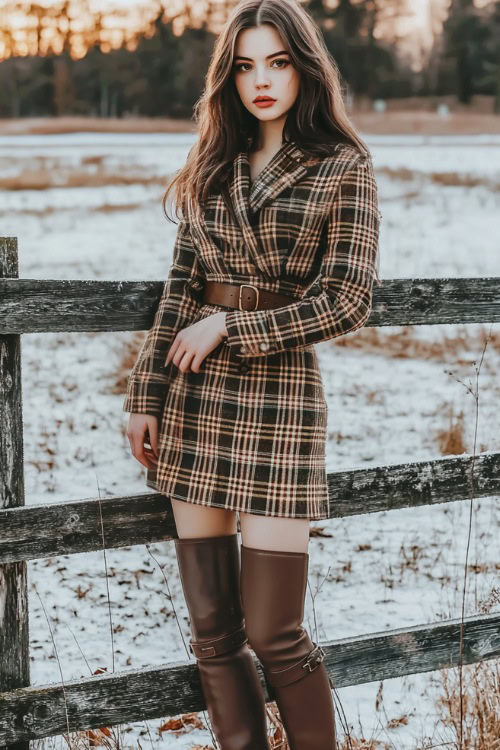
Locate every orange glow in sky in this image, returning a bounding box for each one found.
[0,0,493,65]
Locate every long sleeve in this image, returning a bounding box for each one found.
[224,154,380,359]
[123,221,205,416]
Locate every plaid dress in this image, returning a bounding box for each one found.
[123,140,381,519]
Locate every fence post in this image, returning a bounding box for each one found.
[0,237,30,750]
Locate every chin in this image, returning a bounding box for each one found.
[254,107,287,120]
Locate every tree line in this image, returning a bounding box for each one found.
[0,0,499,118]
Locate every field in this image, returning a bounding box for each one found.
[1,117,499,748]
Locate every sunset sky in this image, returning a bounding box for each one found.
[0,0,495,66]
[84,0,445,50]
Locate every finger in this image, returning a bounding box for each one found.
[165,337,180,367]
[131,432,145,462]
[176,347,195,373]
[136,448,157,470]
[172,342,188,370]
[190,353,203,373]
[172,344,189,372]
[131,430,155,470]
[143,448,158,465]
[148,419,159,457]
[129,431,140,458]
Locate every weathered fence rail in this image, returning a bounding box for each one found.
[0,613,498,746]
[2,450,500,564]
[1,235,499,748]
[2,275,500,332]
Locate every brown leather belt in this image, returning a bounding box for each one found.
[203,280,296,312]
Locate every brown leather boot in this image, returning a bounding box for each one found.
[174,533,269,749]
[240,544,338,749]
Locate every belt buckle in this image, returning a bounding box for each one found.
[239,284,259,311]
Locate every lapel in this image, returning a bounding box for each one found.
[229,139,311,267]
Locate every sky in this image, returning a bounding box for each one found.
[85,0,443,48]
[1,0,495,68]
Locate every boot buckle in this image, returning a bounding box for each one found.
[302,644,325,673]
[190,625,247,659]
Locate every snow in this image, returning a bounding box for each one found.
[0,131,498,749]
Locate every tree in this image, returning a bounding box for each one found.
[438,0,491,102]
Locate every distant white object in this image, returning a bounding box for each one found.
[437,103,450,118]
[373,99,386,112]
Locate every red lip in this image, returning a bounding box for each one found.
[253,96,276,102]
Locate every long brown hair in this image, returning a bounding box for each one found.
[162,0,370,224]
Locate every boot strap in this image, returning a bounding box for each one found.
[190,624,247,659]
[262,643,326,688]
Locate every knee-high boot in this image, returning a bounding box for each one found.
[240,544,338,750]
[174,533,269,749]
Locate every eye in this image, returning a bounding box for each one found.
[233,58,289,72]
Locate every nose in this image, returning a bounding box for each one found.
[254,66,271,87]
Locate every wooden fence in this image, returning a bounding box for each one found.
[1,235,500,749]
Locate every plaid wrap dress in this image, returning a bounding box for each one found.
[123,139,381,519]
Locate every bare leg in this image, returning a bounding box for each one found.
[171,497,238,538]
[239,511,310,552]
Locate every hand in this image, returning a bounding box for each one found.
[165,312,228,373]
[126,413,159,471]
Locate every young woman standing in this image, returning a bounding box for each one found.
[124,0,381,747]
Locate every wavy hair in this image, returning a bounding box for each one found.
[162,0,370,224]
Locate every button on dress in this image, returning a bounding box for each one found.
[123,139,381,519]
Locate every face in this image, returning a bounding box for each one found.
[232,24,300,127]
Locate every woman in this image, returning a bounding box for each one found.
[124,0,381,747]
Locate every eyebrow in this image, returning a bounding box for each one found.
[234,50,289,61]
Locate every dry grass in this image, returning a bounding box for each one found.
[6,202,149,216]
[113,332,146,396]
[432,661,500,750]
[333,325,500,361]
[4,161,500,194]
[0,115,196,136]
[377,166,500,191]
[2,107,500,136]
[0,165,169,191]
[353,108,500,136]
[436,405,467,456]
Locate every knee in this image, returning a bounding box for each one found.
[243,610,268,658]
[244,611,306,665]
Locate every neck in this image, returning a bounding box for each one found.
[253,116,287,153]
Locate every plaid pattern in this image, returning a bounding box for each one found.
[124,140,380,519]
[122,222,205,416]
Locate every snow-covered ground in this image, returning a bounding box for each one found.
[1,131,499,749]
